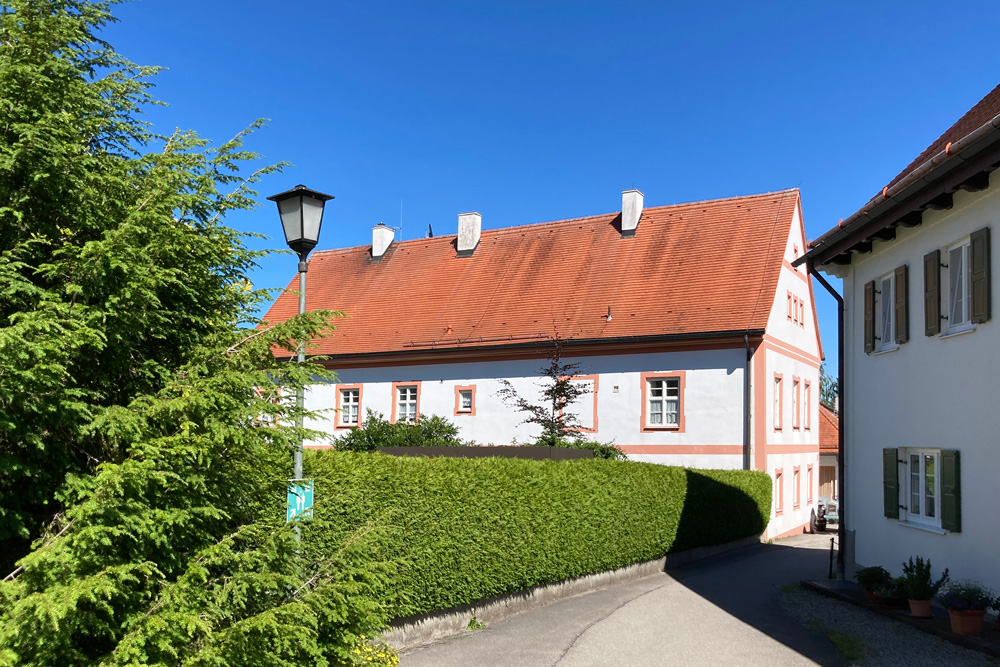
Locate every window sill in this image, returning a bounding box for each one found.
[897,520,947,535]
[644,425,681,431]
[940,325,976,340]
[872,345,899,357]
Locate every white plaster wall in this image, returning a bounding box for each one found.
[765,348,821,446]
[766,206,823,357]
[767,451,821,538]
[839,174,1000,587]
[304,348,747,460]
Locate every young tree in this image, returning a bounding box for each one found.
[0,0,284,568]
[0,319,396,667]
[819,362,839,408]
[497,338,591,446]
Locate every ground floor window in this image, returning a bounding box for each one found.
[395,384,419,422]
[341,389,359,425]
[906,449,940,527]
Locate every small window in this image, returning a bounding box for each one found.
[878,272,896,351]
[793,467,801,509]
[340,388,360,426]
[773,375,783,430]
[775,469,784,515]
[947,240,971,332]
[792,378,800,429]
[395,384,418,422]
[803,382,811,430]
[460,390,472,411]
[807,464,814,504]
[647,377,680,426]
[787,292,793,321]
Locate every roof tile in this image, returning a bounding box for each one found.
[261,189,800,356]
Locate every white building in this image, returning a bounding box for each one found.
[264,188,823,537]
[797,84,1000,585]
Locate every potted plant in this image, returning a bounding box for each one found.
[938,580,995,636]
[856,566,891,604]
[900,556,949,618]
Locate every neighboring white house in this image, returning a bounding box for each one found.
[264,188,823,537]
[797,84,1000,586]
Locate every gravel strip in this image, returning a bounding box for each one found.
[779,587,995,666]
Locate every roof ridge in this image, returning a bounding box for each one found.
[308,188,800,256]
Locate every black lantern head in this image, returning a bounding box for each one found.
[267,184,335,260]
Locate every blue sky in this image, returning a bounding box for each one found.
[106,1,1000,370]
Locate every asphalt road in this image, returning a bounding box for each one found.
[399,533,845,667]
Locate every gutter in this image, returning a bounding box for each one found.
[282,328,768,363]
[798,110,1000,266]
[808,265,846,579]
[743,334,753,471]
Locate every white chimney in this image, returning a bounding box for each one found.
[372,223,394,261]
[621,189,644,237]
[457,212,481,256]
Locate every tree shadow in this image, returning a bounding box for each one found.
[672,469,768,553]
[666,471,845,665]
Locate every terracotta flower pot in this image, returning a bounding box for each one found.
[949,609,987,636]
[864,590,881,604]
[908,599,932,618]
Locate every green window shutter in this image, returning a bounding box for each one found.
[894,265,909,344]
[864,280,876,353]
[883,448,899,519]
[970,227,991,324]
[941,450,961,532]
[924,250,941,336]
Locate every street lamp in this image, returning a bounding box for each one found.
[267,184,334,539]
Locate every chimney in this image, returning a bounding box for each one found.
[621,189,644,238]
[372,223,394,261]
[457,212,481,257]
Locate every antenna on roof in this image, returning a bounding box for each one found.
[426,223,434,238]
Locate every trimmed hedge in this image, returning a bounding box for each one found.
[305,451,770,619]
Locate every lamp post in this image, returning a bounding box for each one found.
[267,184,334,539]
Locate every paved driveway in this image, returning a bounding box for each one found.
[400,533,845,667]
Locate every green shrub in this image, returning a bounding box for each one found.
[856,565,892,592]
[335,411,466,451]
[305,451,770,618]
[900,556,949,600]
[536,433,626,460]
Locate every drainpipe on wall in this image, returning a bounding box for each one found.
[807,264,846,580]
[743,334,753,471]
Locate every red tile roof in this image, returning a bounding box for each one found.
[883,83,1000,193]
[262,189,800,357]
[819,404,839,453]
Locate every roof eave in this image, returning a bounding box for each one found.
[796,114,1000,270]
[279,328,769,364]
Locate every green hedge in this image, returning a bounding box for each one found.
[305,451,770,619]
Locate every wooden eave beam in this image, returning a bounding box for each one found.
[956,171,991,192]
[922,192,953,211]
[870,226,897,241]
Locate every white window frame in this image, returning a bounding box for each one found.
[903,448,942,529]
[646,377,680,427]
[773,375,783,430]
[876,270,897,352]
[792,378,800,429]
[396,385,418,422]
[340,388,360,426]
[945,237,974,334]
[459,389,473,412]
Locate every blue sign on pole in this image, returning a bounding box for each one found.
[286,479,314,523]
